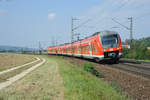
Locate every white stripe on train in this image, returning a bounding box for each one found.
[48,52,122,60]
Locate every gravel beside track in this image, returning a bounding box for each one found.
[113,60,150,78]
[109,63,150,79]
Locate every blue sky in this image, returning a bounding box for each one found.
[0,0,150,48]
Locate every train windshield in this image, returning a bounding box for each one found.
[101,34,119,49]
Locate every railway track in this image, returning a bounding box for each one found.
[105,60,150,79]
[64,56,150,79]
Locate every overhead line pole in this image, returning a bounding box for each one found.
[71,17,79,55]
[74,33,80,41]
[71,17,74,44]
[128,17,133,43]
[39,41,42,55]
[71,17,91,55]
[71,17,74,56]
[71,18,91,43]
[112,17,133,44]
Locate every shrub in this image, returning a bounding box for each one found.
[83,63,104,78]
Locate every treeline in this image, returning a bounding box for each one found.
[123,37,150,60]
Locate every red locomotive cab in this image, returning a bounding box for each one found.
[98,31,123,63]
[118,34,122,53]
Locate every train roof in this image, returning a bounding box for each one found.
[47,30,118,48]
[99,30,118,36]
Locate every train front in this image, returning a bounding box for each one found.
[99,31,122,63]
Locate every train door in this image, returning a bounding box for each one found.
[89,42,92,56]
[56,49,58,55]
[94,40,99,55]
[90,40,95,55]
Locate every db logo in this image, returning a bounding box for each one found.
[110,48,113,51]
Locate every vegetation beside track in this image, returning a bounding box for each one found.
[83,62,105,78]
[49,56,127,100]
[137,59,150,62]
[123,37,150,60]
[0,53,35,71]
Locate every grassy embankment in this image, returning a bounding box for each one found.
[0,55,127,100]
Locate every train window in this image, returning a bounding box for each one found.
[80,45,89,52]
[91,44,92,50]
[85,45,89,51]
[80,47,82,51]
[84,46,86,51]
[74,47,76,52]
[79,47,81,52]
[87,46,90,51]
[95,40,97,46]
[92,44,95,51]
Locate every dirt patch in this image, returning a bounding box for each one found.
[0,58,41,83]
[0,58,45,90]
[0,53,35,71]
[64,57,150,100]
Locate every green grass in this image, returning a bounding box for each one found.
[137,59,150,62]
[48,55,127,100]
[83,62,105,78]
[122,58,150,63]
[110,81,123,95]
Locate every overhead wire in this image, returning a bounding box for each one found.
[82,0,130,31]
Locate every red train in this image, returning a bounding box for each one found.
[47,31,122,63]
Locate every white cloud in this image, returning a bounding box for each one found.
[48,13,56,21]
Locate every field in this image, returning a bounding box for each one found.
[0,54,127,100]
[0,55,64,100]
[0,53,35,71]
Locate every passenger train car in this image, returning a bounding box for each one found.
[47,31,122,63]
